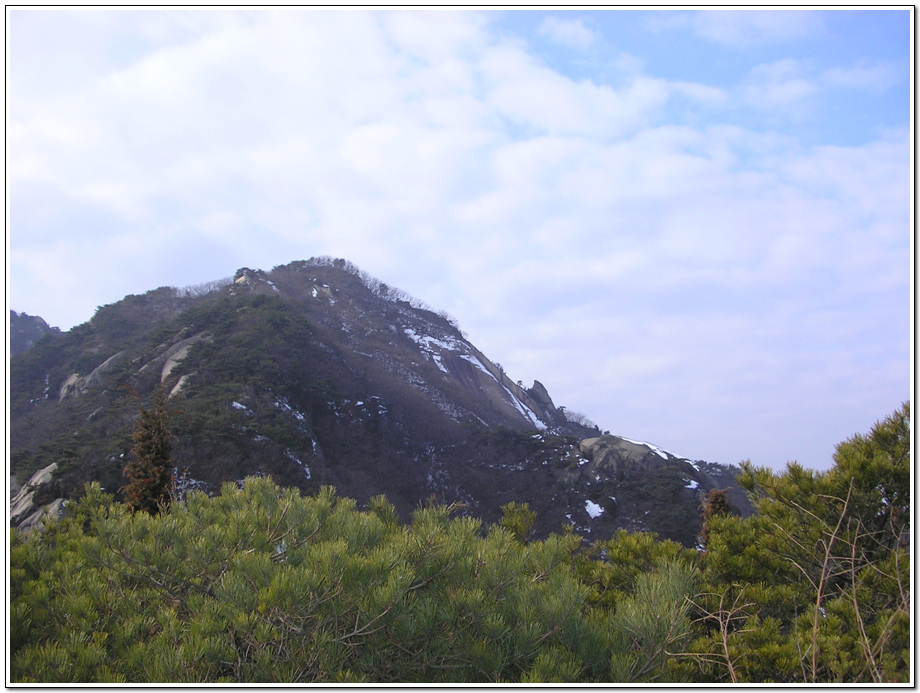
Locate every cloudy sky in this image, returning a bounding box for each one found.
[8,9,911,471]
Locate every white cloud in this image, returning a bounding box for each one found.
[538,16,598,50]
[677,9,825,48]
[821,61,901,92]
[778,133,909,237]
[669,81,728,106]
[742,58,816,108]
[382,10,490,62]
[739,56,905,115]
[478,44,670,139]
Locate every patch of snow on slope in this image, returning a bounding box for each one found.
[286,450,311,479]
[403,328,462,353]
[585,500,604,519]
[503,384,546,429]
[405,326,545,429]
[403,328,462,374]
[274,398,305,421]
[620,437,674,460]
[457,353,545,429]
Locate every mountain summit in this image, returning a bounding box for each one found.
[9,258,749,545]
[10,310,57,356]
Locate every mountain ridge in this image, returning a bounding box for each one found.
[9,257,752,545]
[10,310,58,356]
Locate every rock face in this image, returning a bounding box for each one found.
[10,463,66,531]
[160,332,212,383]
[579,436,687,478]
[59,351,128,400]
[527,380,561,422]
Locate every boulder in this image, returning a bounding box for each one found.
[528,380,558,414]
[578,435,691,479]
[579,437,603,456]
[160,332,211,382]
[58,350,127,400]
[17,498,67,532]
[10,462,63,529]
[169,373,194,398]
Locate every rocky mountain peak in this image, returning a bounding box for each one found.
[9,258,750,546]
[10,310,57,356]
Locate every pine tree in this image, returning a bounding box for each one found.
[700,488,733,549]
[685,403,911,683]
[498,501,537,544]
[123,387,175,515]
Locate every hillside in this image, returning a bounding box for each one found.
[9,257,751,546]
[10,311,57,356]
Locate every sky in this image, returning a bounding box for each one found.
[7,8,912,471]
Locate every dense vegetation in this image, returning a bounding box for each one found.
[10,397,909,683]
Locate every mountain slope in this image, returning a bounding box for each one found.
[10,311,57,356]
[9,258,751,545]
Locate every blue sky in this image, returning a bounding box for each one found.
[7,9,912,471]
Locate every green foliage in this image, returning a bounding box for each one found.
[607,558,698,682]
[700,487,734,548]
[573,529,698,613]
[11,477,698,684]
[498,501,537,544]
[683,403,911,683]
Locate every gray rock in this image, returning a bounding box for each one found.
[58,350,127,400]
[160,332,211,382]
[17,498,67,532]
[10,462,62,529]
[528,380,558,414]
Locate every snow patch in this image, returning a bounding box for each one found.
[585,500,604,519]
[406,327,545,429]
[274,398,305,421]
[404,328,458,374]
[621,437,672,460]
[286,450,311,479]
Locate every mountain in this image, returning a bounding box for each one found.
[10,310,58,356]
[9,258,751,545]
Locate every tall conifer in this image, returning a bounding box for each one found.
[123,387,175,514]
